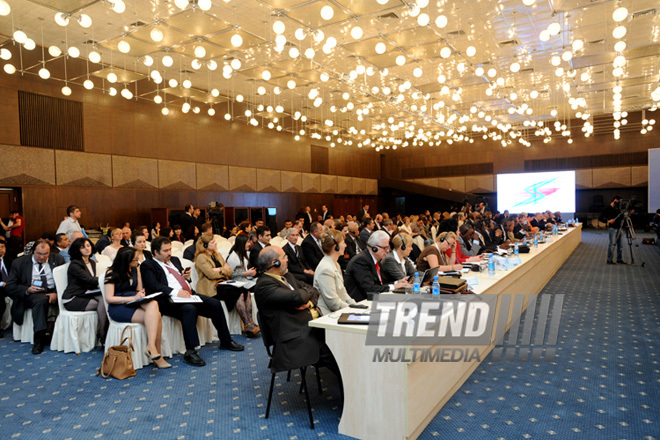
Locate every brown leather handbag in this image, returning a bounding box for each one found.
[98,326,137,380]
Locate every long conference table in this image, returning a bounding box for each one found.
[310,224,582,439]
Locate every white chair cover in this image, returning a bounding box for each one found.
[227,236,236,244]
[12,309,34,343]
[98,265,149,369]
[50,263,98,354]
[170,241,184,252]
[1,297,11,330]
[94,254,112,266]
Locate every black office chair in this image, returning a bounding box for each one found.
[257,312,322,429]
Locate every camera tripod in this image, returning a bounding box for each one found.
[615,213,645,267]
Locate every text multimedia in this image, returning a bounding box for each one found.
[372,347,482,363]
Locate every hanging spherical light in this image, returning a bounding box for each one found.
[118,39,131,53]
[61,85,72,96]
[162,55,173,66]
[13,30,27,44]
[38,67,50,79]
[194,45,206,58]
[612,7,628,22]
[320,5,334,20]
[0,0,11,16]
[78,14,92,28]
[68,46,80,58]
[89,51,101,63]
[83,79,94,89]
[351,26,363,40]
[54,12,69,26]
[231,33,243,47]
[435,15,448,29]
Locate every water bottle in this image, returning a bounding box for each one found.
[533,234,538,248]
[431,276,440,295]
[523,236,527,246]
[412,272,421,294]
[488,257,495,276]
[514,242,519,256]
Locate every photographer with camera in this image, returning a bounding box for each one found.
[599,195,625,264]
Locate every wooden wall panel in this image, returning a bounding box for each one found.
[365,179,378,195]
[0,85,20,146]
[256,168,282,192]
[0,144,55,185]
[228,166,257,191]
[413,178,439,187]
[56,150,112,187]
[465,175,494,193]
[280,171,302,192]
[352,178,366,195]
[593,167,631,188]
[337,176,352,194]
[196,163,229,191]
[447,177,466,192]
[302,173,321,193]
[320,175,338,194]
[437,178,451,190]
[113,156,158,188]
[631,165,648,187]
[158,160,196,190]
[575,169,593,189]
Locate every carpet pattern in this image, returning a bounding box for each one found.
[0,231,658,440]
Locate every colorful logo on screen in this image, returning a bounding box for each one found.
[513,178,559,207]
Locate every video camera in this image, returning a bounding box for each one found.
[616,198,636,213]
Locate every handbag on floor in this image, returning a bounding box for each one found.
[97,326,136,380]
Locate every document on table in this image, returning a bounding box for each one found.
[171,295,203,303]
[219,279,256,290]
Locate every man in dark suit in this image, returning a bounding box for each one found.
[183,222,213,261]
[359,218,374,250]
[180,204,195,241]
[6,240,65,353]
[320,205,332,222]
[344,231,409,302]
[249,226,271,270]
[301,206,314,233]
[254,246,336,374]
[0,239,12,338]
[282,227,314,284]
[141,237,244,367]
[356,204,369,224]
[301,222,324,271]
[345,222,362,256]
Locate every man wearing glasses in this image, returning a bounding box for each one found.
[344,230,410,302]
[6,239,65,354]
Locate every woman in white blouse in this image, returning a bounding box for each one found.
[101,228,123,262]
[313,229,356,315]
[225,234,257,283]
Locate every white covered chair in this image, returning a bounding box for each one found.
[1,297,12,330]
[227,236,236,244]
[183,239,194,248]
[98,265,149,369]
[50,263,98,354]
[94,254,112,267]
[12,309,34,343]
[170,241,184,252]
[413,235,426,251]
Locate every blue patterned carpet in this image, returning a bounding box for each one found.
[0,231,658,440]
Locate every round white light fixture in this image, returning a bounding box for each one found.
[230,58,241,70]
[182,79,192,88]
[191,59,202,70]
[612,7,628,22]
[395,55,406,66]
[418,13,429,26]
[614,40,626,52]
[118,39,130,53]
[475,66,484,76]
[522,0,534,5]
[539,30,550,41]
[168,78,178,87]
[162,55,173,66]
[0,0,11,16]
[154,94,163,104]
[487,68,496,77]
[435,15,448,29]
[150,27,164,43]
[13,30,27,44]
[612,26,626,39]
[3,64,16,74]
[275,34,286,46]
[0,48,10,60]
[562,50,572,61]
[314,30,324,42]
[78,14,92,28]
[108,87,117,96]
[112,0,126,13]
[413,67,423,77]
[107,72,118,83]
[207,60,217,70]
[23,39,36,50]
[295,28,306,40]
[68,46,80,58]
[194,45,206,58]
[231,33,243,47]
[38,67,50,79]
[161,107,169,115]
[571,39,583,51]
[287,80,296,89]
[351,26,363,40]
[257,86,266,95]
[375,42,386,54]
[304,48,315,58]
[62,85,72,96]
[89,51,101,63]
[83,79,94,89]
[440,47,451,58]
[197,0,212,11]
[262,69,271,80]
[55,12,70,27]
[466,46,476,57]
[174,0,188,9]
[510,62,520,72]
[320,5,334,20]
[236,94,243,102]
[208,107,215,116]
[547,22,561,36]
[48,46,61,57]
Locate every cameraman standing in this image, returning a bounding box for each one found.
[599,195,624,264]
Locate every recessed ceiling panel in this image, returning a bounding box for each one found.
[166,10,231,37]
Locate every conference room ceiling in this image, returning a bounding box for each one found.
[0,0,659,151]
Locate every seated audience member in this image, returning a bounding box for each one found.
[314,230,356,315]
[102,228,124,262]
[380,233,416,284]
[282,227,314,284]
[477,220,508,251]
[359,218,374,249]
[224,225,238,239]
[382,219,397,238]
[279,219,293,238]
[24,232,55,256]
[504,219,522,243]
[184,222,213,261]
[121,227,133,247]
[159,227,173,238]
[254,246,338,375]
[172,225,185,243]
[302,222,324,271]
[141,237,244,367]
[0,239,11,337]
[132,232,152,264]
[416,232,464,273]
[438,219,484,264]
[6,239,65,354]
[554,212,563,224]
[335,222,350,271]
[53,233,71,263]
[194,234,259,337]
[226,234,257,283]
[248,226,271,271]
[458,224,482,256]
[530,213,546,230]
[344,231,410,302]
[151,222,160,241]
[104,247,170,369]
[62,237,108,343]
[345,221,361,258]
[236,221,252,236]
[399,217,412,235]
[95,229,112,254]
[136,225,150,243]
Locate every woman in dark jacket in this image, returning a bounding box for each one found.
[63,237,108,342]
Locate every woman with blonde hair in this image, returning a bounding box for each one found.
[380,233,416,284]
[101,228,124,262]
[194,234,259,337]
[313,229,356,315]
[416,231,463,273]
